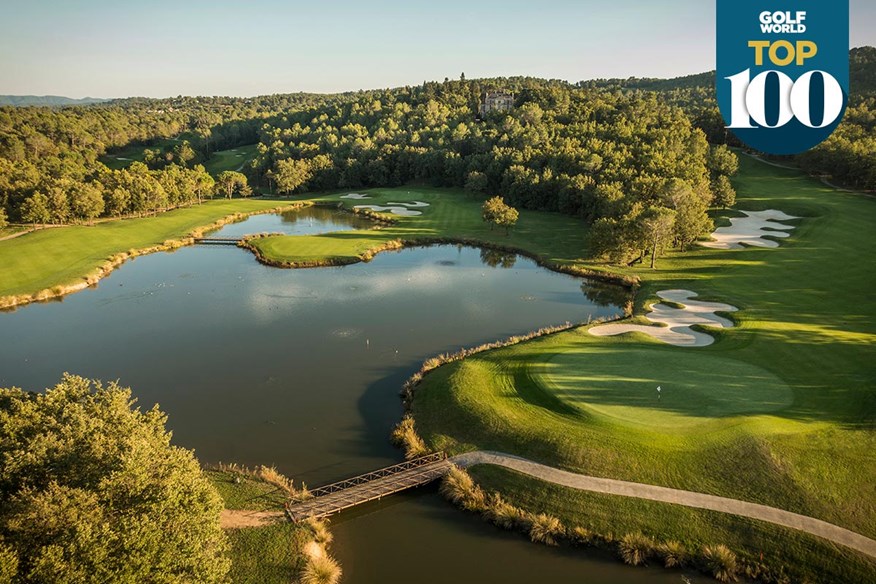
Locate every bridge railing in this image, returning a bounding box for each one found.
[308,452,447,498]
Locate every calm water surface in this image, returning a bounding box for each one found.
[0,211,709,584]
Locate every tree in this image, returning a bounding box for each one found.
[69,181,105,224]
[464,171,488,194]
[707,144,739,178]
[20,192,51,226]
[495,203,519,235]
[215,171,250,199]
[273,158,312,194]
[640,206,676,269]
[0,375,230,583]
[482,196,519,235]
[0,207,7,229]
[173,140,197,168]
[711,175,736,209]
[660,179,712,251]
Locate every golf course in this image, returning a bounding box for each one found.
[407,154,876,582]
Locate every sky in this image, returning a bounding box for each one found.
[1,0,874,98]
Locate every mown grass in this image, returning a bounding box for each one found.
[469,465,876,584]
[249,186,594,269]
[202,143,259,177]
[411,156,876,579]
[100,137,185,170]
[208,469,311,584]
[0,198,286,298]
[207,470,289,512]
[226,523,304,584]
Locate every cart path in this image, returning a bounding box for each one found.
[452,451,876,559]
[220,508,285,529]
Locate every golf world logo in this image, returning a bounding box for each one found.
[716,1,849,155]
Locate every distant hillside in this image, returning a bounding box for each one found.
[0,95,109,107]
[582,71,714,92]
[583,47,875,97]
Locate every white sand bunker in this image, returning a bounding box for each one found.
[701,210,799,250]
[354,201,430,217]
[589,290,737,347]
[341,193,371,200]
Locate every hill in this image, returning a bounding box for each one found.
[0,95,110,107]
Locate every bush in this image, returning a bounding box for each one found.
[618,532,656,566]
[528,513,565,546]
[390,415,429,459]
[299,554,342,584]
[657,540,689,568]
[700,544,739,583]
[440,466,487,512]
[483,493,529,530]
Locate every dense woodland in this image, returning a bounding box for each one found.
[0,48,872,260]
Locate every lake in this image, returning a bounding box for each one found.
[0,209,711,583]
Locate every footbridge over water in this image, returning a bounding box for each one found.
[193,237,244,245]
[285,452,450,522]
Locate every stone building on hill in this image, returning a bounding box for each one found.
[479,91,515,115]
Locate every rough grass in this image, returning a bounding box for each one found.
[411,156,876,580]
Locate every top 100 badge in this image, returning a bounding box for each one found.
[716,1,849,155]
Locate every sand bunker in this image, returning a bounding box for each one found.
[701,209,798,249]
[341,193,371,200]
[354,201,430,216]
[589,289,737,347]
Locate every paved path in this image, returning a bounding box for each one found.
[452,451,876,559]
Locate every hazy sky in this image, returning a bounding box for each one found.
[1,0,874,98]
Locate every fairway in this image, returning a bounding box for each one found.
[539,344,793,429]
[202,144,260,176]
[411,154,876,581]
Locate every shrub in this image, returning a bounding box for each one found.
[657,540,689,568]
[568,526,595,547]
[299,554,342,584]
[700,544,739,583]
[440,466,487,512]
[390,415,429,459]
[483,493,528,530]
[303,518,333,546]
[528,513,565,546]
[618,532,656,566]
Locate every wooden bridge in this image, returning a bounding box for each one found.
[193,237,243,246]
[285,452,450,522]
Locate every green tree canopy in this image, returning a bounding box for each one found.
[0,375,230,584]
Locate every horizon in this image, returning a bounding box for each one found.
[2,0,874,100]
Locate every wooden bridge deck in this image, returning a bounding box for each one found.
[286,452,450,522]
[193,237,243,245]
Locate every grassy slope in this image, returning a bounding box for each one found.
[412,157,875,576]
[202,144,259,176]
[251,186,592,266]
[0,198,285,297]
[208,471,302,584]
[470,465,875,584]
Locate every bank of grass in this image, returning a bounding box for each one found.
[410,156,876,579]
[247,186,605,276]
[0,198,292,303]
[208,468,338,584]
[464,465,874,584]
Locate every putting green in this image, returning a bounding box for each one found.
[538,345,793,430]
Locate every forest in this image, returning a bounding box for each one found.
[0,47,872,260]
